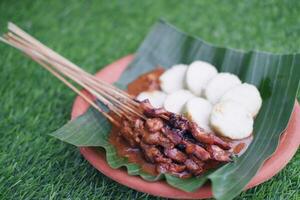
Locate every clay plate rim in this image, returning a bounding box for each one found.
[71,55,300,199]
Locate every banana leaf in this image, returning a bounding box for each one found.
[51,20,300,200]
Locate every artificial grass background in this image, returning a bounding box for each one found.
[0,0,299,199]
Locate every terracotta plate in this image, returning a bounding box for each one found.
[71,55,300,199]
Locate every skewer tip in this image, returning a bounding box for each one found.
[8,22,16,29]
[0,36,9,45]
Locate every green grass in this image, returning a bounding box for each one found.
[0,0,299,199]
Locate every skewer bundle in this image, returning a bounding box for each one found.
[0,23,232,177]
[0,23,146,126]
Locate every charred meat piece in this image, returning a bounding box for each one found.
[140,142,171,163]
[184,159,204,176]
[168,113,190,130]
[190,155,205,168]
[183,140,211,161]
[117,102,232,178]
[142,131,174,148]
[157,163,186,174]
[145,118,164,132]
[120,121,139,146]
[133,118,144,130]
[176,143,186,151]
[142,131,160,144]
[164,148,187,163]
[189,122,231,150]
[161,127,182,145]
[206,145,232,162]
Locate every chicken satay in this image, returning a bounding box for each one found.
[206,145,232,162]
[161,127,182,145]
[139,142,171,164]
[161,126,211,161]
[145,118,164,132]
[164,148,187,163]
[157,162,186,174]
[183,140,211,161]
[189,122,231,150]
[141,131,174,149]
[168,113,190,130]
[184,159,204,176]
[119,121,140,146]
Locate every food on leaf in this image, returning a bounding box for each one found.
[159,64,187,94]
[186,61,218,96]
[9,22,300,200]
[122,101,232,177]
[1,25,234,177]
[205,73,241,104]
[210,100,253,139]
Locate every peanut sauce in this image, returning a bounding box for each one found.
[109,126,157,175]
[227,136,253,156]
[109,68,253,176]
[127,67,164,96]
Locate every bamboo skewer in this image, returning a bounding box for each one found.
[5,29,144,118]
[6,32,135,118]
[1,35,120,123]
[0,22,146,124]
[7,23,138,107]
[5,35,130,117]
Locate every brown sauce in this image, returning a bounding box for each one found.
[229,136,253,156]
[127,67,164,96]
[109,68,253,176]
[109,126,157,175]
